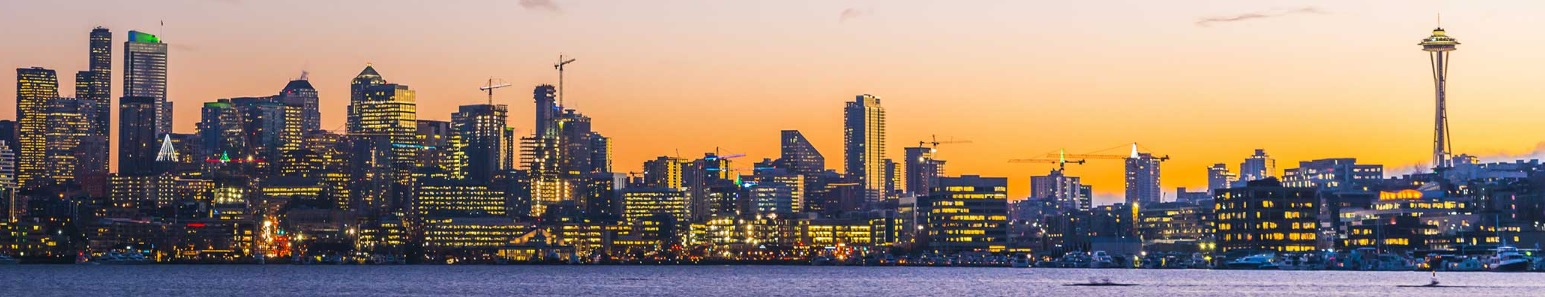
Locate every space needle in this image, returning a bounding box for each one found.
[1420,27,1458,170]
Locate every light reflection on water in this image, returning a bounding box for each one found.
[1,265,1539,296]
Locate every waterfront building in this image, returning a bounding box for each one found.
[1213,178,1318,253]
[620,187,688,231]
[926,175,1009,253]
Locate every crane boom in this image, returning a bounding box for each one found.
[479,78,513,105]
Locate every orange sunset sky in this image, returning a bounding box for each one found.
[4,0,1545,204]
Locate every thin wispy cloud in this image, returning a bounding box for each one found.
[839,8,870,22]
[1195,7,1325,27]
[520,0,561,13]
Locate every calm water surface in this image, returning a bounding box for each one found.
[2,265,1542,296]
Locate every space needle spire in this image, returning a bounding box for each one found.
[1420,26,1459,170]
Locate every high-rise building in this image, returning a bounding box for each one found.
[278,75,321,133]
[642,156,686,189]
[1125,149,1163,204]
[1420,27,1459,170]
[1207,163,1235,194]
[1030,169,1091,211]
[453,104,508,183]
[520,84,610,217]
[119,96,160,175]
[843,94,885,205]
[197,100,246,167]
[16,67,59,189]
[777,130,824,175]
[77,27,113,177]
[43,98,91,185]
[124,31,171,137]
[685,153,737,221]
[903,146,944,196]
[927,175,1009,253]
[1238,149,1275,184]
[347,65,418,213]
[0,140,13,222]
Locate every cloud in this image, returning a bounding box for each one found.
[520,0,561,13]
[1195,7,1325,27]
[839,8,869,22]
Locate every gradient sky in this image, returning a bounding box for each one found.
[4,0,1544,204]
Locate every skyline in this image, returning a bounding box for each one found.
[7,1,1545,203]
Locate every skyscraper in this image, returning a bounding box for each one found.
[78,27,113,177]
[119,96,160,175]
[197,100,246,167]
[1125,149,1163,204]
[453,104,509,182]
[279,75,321,133]
[16,67,58,189]
[642,156,686,189]
[777,130,824,175]
[42,97,90,186]
[347,65,418,213]
[1420,27,1459,170]
[903,146,944,196]
[1206,163,1235,194]
[124,31,171,137]
[1030,169,1091,211]
[843,94,885,205]
[1238,149,1275,184]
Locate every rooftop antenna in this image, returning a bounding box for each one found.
[554,54,577,109]
[479,77,512,105]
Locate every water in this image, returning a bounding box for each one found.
[1,265,1541,296]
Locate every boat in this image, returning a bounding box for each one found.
[0,255,19,265]
[1224,253,1277,270]
[96,251,151,265]
[1361,253,1415,271]
[1489,245,1530,272]
[1010,254,1032,268]
[1443,256,1484,271]
[1090,251,1116,268]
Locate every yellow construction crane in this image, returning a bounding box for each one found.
[919,134,972,154]
[1009,149,1085,172]
[1048,143,1170,162]
[478,78,512,105]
